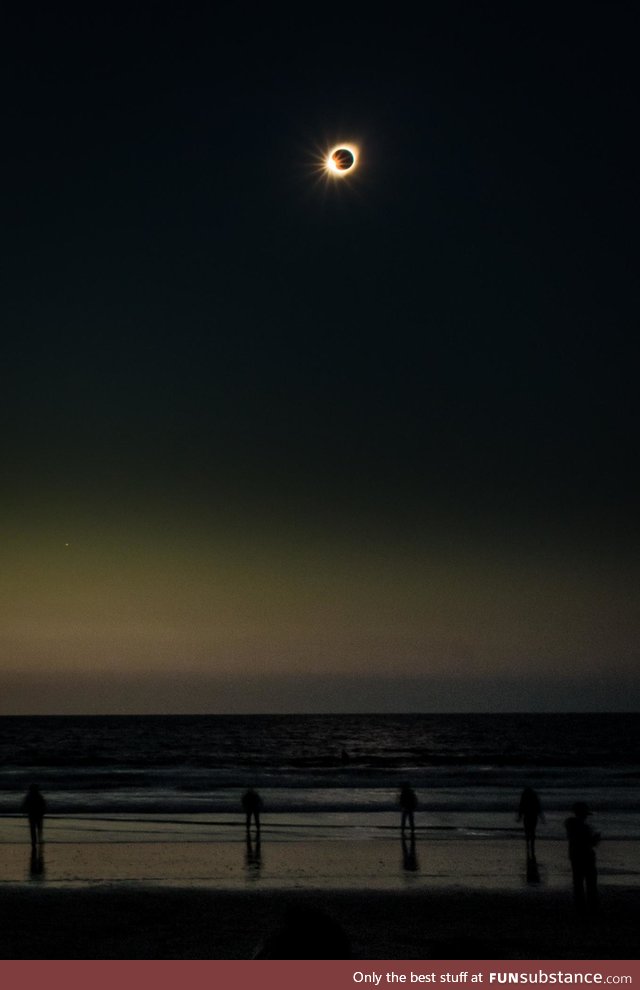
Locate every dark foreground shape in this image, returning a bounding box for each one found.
[253,904,351,959]
[1,886,639,960]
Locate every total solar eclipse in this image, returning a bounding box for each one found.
[326,144,358,176]
[332,148,354,170]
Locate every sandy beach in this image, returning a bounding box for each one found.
[1,832,637,890]
[1,837,638,959]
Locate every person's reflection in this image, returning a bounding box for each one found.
[401,832,419,872]
[245,833,262,879]
[28,847,45,880]
[526,853,540,884]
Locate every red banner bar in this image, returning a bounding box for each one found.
[1,961,639,990]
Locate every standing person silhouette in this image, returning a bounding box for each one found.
[517,786,545,860]
[565,801,600,913]
[22,784,46,851]
[399,783,418,835]
[242,787,263,837]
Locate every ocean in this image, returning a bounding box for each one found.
[0,713,638,888]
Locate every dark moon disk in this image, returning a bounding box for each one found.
[332,148,355,171]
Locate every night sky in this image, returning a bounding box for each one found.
[2,4,639,713]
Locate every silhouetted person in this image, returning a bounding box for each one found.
[517,786,545,860]
[565,801,600,913]
[399,783,418,835]
[242,787,263,836]
[22,784,46,851]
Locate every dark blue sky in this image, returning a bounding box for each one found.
[2,4,639,712]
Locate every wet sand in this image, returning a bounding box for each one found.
[1,882,639,959]
[1,836,639,959]
[1,835,638,891]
